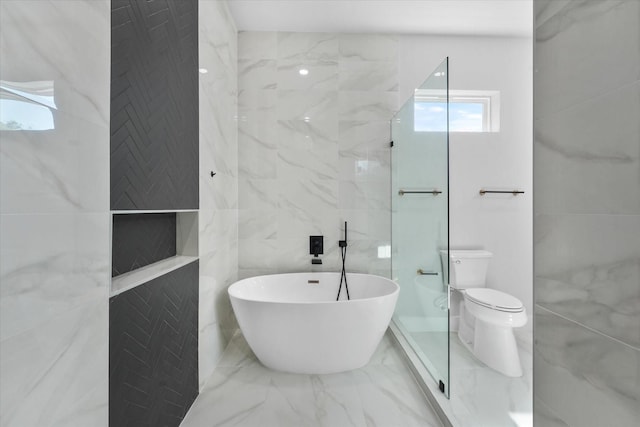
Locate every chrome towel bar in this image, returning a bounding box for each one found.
[417,269,438,276]
[479,189,525,196]
[399,189,442,196]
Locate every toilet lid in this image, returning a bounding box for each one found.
[465,288,524,312]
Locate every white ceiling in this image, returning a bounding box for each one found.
[227,0,533,37]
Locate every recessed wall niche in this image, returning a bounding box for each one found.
[110,211,198,296]
[112,212,177,277]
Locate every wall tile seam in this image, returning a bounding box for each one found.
[532,395,571,425]
[532,213,640,218]
[0,292,108,344]
[535,304,640,353]
[0,212,110,217]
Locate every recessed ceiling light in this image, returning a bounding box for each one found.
[299,68,309,76]
[199,68,208,74]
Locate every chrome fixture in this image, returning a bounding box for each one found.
[479,189,525,196]
[398,189,442,196]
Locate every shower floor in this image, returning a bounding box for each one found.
[411,331,533,427]
[180,330,443,427]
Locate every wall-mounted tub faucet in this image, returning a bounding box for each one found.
[310,235,323,264]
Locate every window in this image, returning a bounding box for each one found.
[414,89,500,133]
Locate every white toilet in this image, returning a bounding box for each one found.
[442,249,527,377]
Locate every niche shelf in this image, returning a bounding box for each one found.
[110,210,199,296]
[111,255,198,296]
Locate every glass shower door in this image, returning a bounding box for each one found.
[391,58,449,396]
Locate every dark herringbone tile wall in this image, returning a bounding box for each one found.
[109,262,199,427]
[111,0,199,210]
[112,213,177,277]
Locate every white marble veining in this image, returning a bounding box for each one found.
[198,0,239,387]
[278,147,339,181]
[533,398,569,427]
[338,35,398,62]
[338,120,391,151]
[180,331,441,427]
[0,298,108,427]
[238,239,279,271]
[534,0,640,120]
[277,119,339,150]
[239,58,277,90]
[277,60,339,91]
[0,1,110,426]
[199,272,238,390]
[238,89,278,145]
[0,0,110,215]
[338,91,398,121]
[338,181,368,209]
[0,213,109,339]
[277,89,339,122]
[534,307,640,426]
[238,32,397,276]
[277,32,339,61]
[0,114,109,214]
[0,0,110,127]
[339,61,398,92]
[239,143,278,179]
[238,178,279,210]
[238,209,278,240]
[535,214,640,348]
[534,82,640,215]
[534,0,640,424]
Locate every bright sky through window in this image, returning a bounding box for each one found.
[415,101,485,132]
[414,90,500,133]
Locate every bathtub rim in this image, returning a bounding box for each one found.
[228,272,399,305]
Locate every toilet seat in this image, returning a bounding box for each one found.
[465,288,523,313]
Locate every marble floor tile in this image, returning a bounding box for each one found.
[411,332,533,427]
[451,334,533,427]
[181,331,442,427]
[354,364,442,427]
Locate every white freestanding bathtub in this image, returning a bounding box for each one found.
[228,272,399,374]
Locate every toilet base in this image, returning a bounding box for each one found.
[457,300,523,377]
[473,319,522,377]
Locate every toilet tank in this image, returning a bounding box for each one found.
[441,250,493,289]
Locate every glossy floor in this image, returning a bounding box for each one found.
[411,331,533,427]
[180,331,442,427]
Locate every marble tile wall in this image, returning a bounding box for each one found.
[0,1,110,426]
[237,32,397,278]
[533,0,640,424]
[198,0,239,389]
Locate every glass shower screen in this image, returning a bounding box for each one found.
[391,58,450,396]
